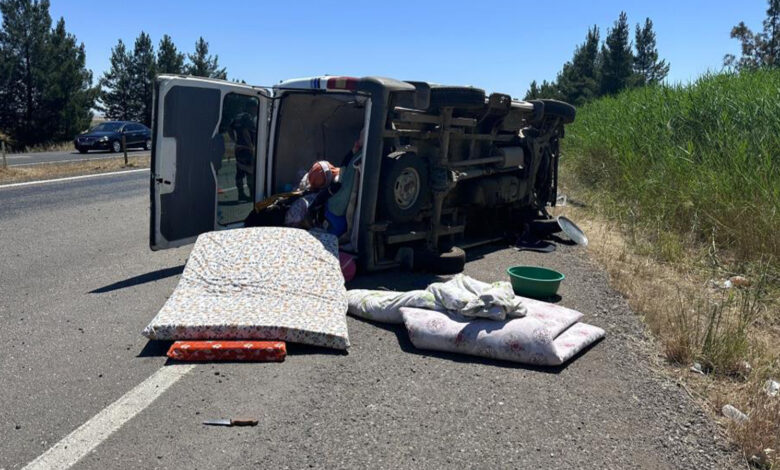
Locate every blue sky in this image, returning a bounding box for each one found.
[50,0,765,99]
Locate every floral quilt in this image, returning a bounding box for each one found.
[401,307,604,366]
[142,227,350,350]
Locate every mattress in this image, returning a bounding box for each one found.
[142,227,350,350]
[401,306,604,366]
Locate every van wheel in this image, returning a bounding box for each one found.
[379,152,430,223]
[415,247,466,274]
[538,99,576,124]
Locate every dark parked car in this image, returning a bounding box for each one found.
[74,121,151,154]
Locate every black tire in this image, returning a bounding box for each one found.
[415,247,466,274]
[428,86,486,111]
[143,138,151,150]
[378,152,430,223]
[110,140,121,153]
[77,147,87,154]
[538,99,576,124]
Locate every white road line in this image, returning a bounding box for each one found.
[23,364,195,470]
[0,168,148,189]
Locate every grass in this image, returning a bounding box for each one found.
[560,69,779,467]
[0,154,149,184]
[563,70,780,264]
[18,140,76,153]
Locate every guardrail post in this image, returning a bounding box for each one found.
[1,140,6,169]
[122,135,128,166]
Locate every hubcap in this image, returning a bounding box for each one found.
[394,168,420,210]
[113,141,120,152]
[146,139,151,148]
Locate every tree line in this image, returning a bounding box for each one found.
[724,0,780,70]
[100,33,226,128]
[0,0,228,149]
[524,12,669,105]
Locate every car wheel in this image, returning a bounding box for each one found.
[415,247,466,274]
[143,138,151,150]
[111,140,121,153]
[537,99,576,124]
[379,152,430,223]
[427,85,486,111]
[77,147,87,154]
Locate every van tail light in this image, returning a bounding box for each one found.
[326,77,358,91]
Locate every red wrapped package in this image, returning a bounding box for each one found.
[166,340,286,362]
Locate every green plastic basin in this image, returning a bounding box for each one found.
[507,266,565,299]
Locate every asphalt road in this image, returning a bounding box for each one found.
[0,171,741,469]
[5,148,150,166]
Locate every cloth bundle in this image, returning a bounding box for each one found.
[347,274,604,366]
[348,275,526,322]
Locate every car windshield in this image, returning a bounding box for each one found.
[90,122,123,132]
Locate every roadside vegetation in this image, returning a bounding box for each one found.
[0,154,149,184]
[560,69,779,467]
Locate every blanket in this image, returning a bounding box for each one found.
[348,274,525,322]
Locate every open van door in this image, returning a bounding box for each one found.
[150,75,271,250]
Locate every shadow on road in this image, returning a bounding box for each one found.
[89,265,185,293]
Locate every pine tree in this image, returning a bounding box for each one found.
[724,0,780,69]
[557,26,601,105]
[99,39,134,120]
[634,18,669,85]
[524,80,540,100]
[0,0,95,147]
[157,34,184,74]
[600,12,634,95]
[128,31,155,126]
[0,0,53,146]
[42,18,97,140]
[186,37,226,79]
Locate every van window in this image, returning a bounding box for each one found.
[215,93,259,226]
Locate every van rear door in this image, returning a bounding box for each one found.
[150,75,271,250]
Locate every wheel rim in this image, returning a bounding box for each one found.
[146,139,151,149]
[394,167,420,210]
[112,141,120,152]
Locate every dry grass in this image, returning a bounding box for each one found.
[19,140,76,153]
[0,155,149,184]
[560,206,779,467]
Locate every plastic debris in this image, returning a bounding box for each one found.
[690,362,705,375]
[765,379,779,397]
[721,404,749,423]
[729,275,750,287]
